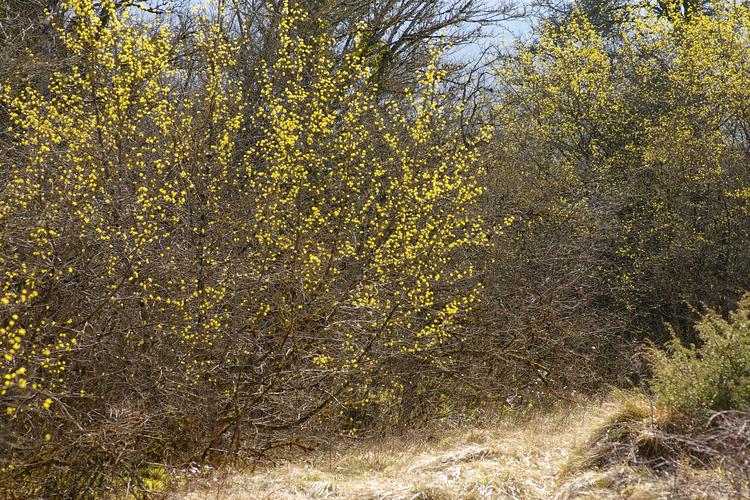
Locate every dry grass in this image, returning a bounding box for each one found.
[174,395,739,499]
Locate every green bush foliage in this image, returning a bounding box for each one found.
[651,295,750,414]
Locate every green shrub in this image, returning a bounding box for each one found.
[650,295,750,414]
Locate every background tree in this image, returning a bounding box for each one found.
[471,2,750,401]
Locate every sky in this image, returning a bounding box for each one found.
[453,0,535,59]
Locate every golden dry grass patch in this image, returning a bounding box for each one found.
[177,398,617,499]
[175,394,740,499]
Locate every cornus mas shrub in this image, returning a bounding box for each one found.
[476,2,750,397]
[0,1,487,495]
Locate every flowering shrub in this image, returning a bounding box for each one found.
[0,1,486,495]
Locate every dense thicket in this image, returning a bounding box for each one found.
[477,4,750,398]
[1,0,748,496]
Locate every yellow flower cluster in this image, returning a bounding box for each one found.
[1,0,488,458]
